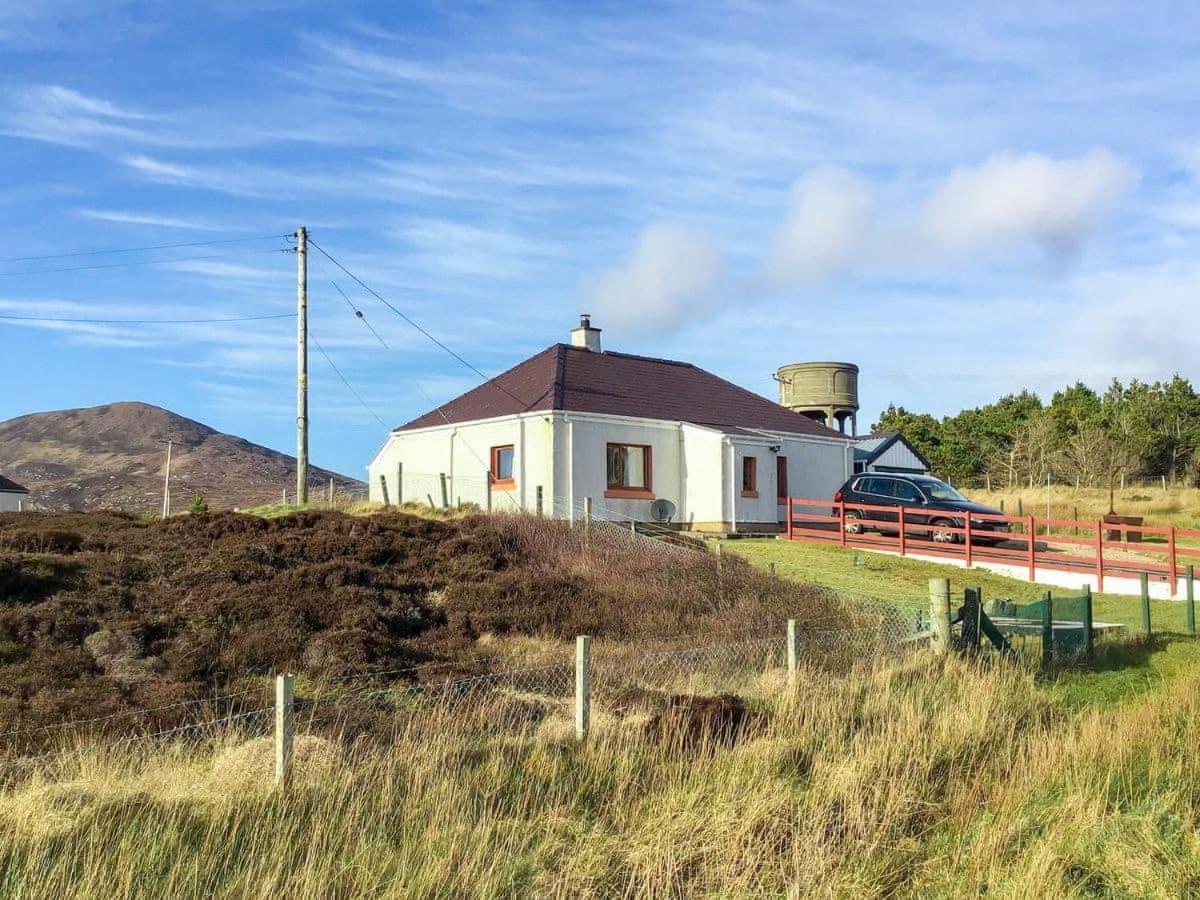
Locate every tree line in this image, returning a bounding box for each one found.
[874,376,1200,491]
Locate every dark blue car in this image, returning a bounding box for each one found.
[833,473,1010,544]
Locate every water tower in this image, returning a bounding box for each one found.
[775,361,859,435]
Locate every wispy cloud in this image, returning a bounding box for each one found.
[75,208,222,230]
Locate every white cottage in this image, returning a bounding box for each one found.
[0,475,29,512]
[368,318,852,532]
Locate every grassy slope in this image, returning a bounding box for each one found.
[3,655,1199,897]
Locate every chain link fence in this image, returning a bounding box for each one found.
[0,610,923,781]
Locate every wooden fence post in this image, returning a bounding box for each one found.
[1041,591,1054,666]
[327,478,334,509]
[1026,516,1036,581]
[1094,520,1105,593]
[1140,572,1151,635]
[282,488,287,506]
[397,462,403,506]
[536,486,543,517]
[378,474,390,507]
[786,498,793,540]
[964,514,973,568]
[930,578,951,655]
[575,635,591,741]
[1168,527,1178,598]
[1081,583,1094,658]
[485,470,492,513]
[786,619,798,690]
[583,497,592,534]
[838,501,846,547]
[275,673,295,786]
[898,506,907,556]
[1187,566,1196,636]
[439,473,449,509]
[962,586,981,651]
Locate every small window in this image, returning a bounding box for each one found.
[858,477,882,496]
[606,444,652,497]
[776,456,788,502]
[490,445,514,487]
[892,480,920,502]
[741,456,758,497]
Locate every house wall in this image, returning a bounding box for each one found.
[567,415,684,523]
[367,413,851,531]
[0,492,26,512]
[367,415,556,513]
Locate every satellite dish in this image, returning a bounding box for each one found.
[650,499,676,523]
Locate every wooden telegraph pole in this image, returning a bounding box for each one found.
[296,226,309,506]
[159,439,174,519]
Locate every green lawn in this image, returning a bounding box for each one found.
[722,537,1197,634]
[724,537,1200,709]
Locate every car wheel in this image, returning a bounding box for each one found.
[930,518,959,544]
[844,510,864,535]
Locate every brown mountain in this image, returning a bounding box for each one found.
[0,402,364,512]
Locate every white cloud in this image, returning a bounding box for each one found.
[765,166,873,287]
[921,150,1137,258]
[2,85,150,147]
[75,208,220,230]
[587,225,725,333]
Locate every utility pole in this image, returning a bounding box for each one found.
[296,225,309,506]
[159,439,173,519]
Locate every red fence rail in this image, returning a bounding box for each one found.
[785,496,1200,596]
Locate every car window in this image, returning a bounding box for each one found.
[923,480,967,502]
[855,477,876,495]
[892,480,920,502]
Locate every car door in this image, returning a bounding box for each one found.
[854,476,894,527]
[888,478,923,532]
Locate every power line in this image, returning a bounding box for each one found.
[0,247,292,278]
[307,239,531,410]
[0,234,291,264]
[0,312,295,325]
[331,280,392,350]
[310,330,389,429]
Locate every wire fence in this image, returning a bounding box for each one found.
[0,613,922,781]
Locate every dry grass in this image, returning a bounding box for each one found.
[2,650,1198,897]
[972,484,1200,532]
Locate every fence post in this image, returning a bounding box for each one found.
[1081,583,1094,658]
[930,578,951,655]
[630,519,636,535]
[1095,520,1105,593]
[1140,572,1151,635]
[327,478,334,509]
[1026,516,1036,581]
[838,501,846,547]
[575,635,591,741]
[485,470,492,513]
[282,487,287,506]
[378,474,390,507]
[1017,497,1024,517]
[1168,527,1178,598]
[898,505,907,556]
[536,486,544,517]
[1041,591,1054,666]
[768,561,776,575]
[583,496,592,534]
[397,462,403,505]
[1187,566,1196,636]
[786,618,798,690]
[964,514,973,568]
[275,673,295,786]
[786,498,794,540]
[999,499,1005,513]
[439,473,449,509]
[962,586,981,651]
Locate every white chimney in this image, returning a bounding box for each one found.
[570,314,602,352]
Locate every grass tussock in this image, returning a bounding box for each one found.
[2,651,1199,897]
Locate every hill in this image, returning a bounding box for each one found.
[0,402,363,512]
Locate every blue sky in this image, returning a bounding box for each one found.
[2,1,1199,478]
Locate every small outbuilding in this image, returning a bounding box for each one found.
[852,432,930,475]
[0,474,29,512]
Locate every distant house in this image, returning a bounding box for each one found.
[852,432,930,475]
[368,317,854,532]
[0,474,29,512]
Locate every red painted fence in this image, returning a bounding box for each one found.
[785,496,1200,596]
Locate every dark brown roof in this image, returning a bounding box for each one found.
[0,474,28,493]
[399,344,846,438]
